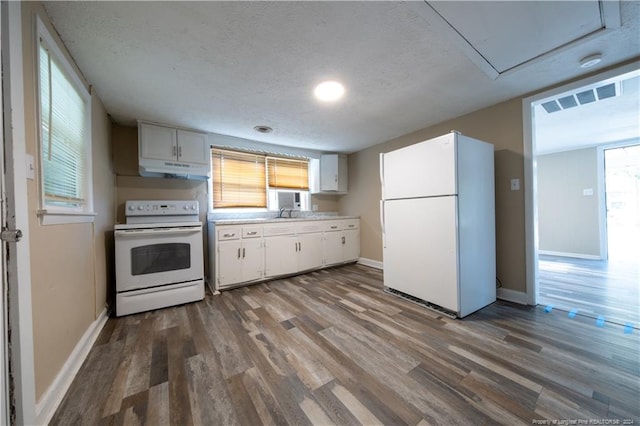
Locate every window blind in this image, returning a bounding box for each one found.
[39,41,88,209]
[211,149,267,208]
[267,157,309,190]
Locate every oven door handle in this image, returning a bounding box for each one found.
[115,227,201,237]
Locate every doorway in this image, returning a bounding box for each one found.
[604,143,640,261]
[524,62,640,328]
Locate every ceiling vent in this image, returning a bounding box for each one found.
[541,82,619,113]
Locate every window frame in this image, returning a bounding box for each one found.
[35,15,95,225]
[209,147,311,212]
[210,148,268,209]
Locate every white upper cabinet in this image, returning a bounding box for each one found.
[139,123,177,161]
[138,122,210,178]
[310,154,348,194]
[176,129,209,166]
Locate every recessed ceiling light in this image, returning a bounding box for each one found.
[579,53,602,68]
[253,125,273,133]
[314,81,345,102]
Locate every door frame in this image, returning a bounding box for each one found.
[522,60,640,305]
[1,2,36,424]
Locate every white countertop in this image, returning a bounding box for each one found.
[211,215,359,225]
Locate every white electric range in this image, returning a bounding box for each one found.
[114,200,204,316]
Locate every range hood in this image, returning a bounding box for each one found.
[139,157,210,180]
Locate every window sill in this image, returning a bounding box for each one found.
[37,209,97,226]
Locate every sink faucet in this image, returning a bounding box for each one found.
[278,208,286,218]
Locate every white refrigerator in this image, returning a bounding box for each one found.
[380,132,496,318]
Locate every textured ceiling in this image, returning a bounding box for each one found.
[43,1,640,153]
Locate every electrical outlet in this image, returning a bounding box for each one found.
[510,178,520,191]
[312,204,318,211]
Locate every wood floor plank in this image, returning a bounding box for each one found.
[52,264,640,425]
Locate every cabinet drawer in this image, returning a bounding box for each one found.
[297,221,323,234]
[263,224,296,236]
[343,219,359,230]
[322,221,342,232]
[243,226,263,238]
[217,228,241,240]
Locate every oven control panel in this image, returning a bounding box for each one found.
[125,200,199,216]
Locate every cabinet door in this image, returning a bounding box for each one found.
[320,154,339,191]
[217,240,242,287]
[140,123,177,161]
[241,238,263,282]
[323,231,343,266]
[342,229,360,262]
[177,129,209,166]
[319,154,347,192]
[298,233,323,271]
[264,236,297,277]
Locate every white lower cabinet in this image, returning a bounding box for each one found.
[264,235,298,277]
[343,228,360,262]
[217,239,264,287]
[323,219,360,266]
[211,218,359,290]
[264,222,324,277]
[297,232,324,271]
[213,225,264,289]
[323,230,344,266]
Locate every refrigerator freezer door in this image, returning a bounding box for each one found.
[382,133,457,200]
[383,196,459,313]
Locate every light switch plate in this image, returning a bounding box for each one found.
[510,178,520,191]
[26,154,35,180]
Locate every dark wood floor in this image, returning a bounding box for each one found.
[51,264,640,425]
[539,255,639,327]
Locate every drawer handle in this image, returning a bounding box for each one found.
[330,226,338,229]
[348,225,355,228]
[223,233,235,237]
[247,231,258,235]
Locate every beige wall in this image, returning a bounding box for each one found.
[537,148,601,257]
[340,98,527,292]
[22,2,115,400]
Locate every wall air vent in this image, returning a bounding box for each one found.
[541,82,619,114]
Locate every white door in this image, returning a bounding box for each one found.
[241,238,263,282]
[0,5,8,421]
[176,129,209,166]
[298,233,323,271]
[342,229,360,262]
[383,197,459,313]
[139,122,177,161]
[217,240,242,287]
[382,133,457,200]
[1,3,36,423]
[264,236,297,277]
[323,231,343,266]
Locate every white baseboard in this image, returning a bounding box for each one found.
[497,288,529,305]
[357,257,383,270]
[35,308,109,425]
[538,250,602,260]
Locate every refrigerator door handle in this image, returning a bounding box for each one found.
[380,200,386,248]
